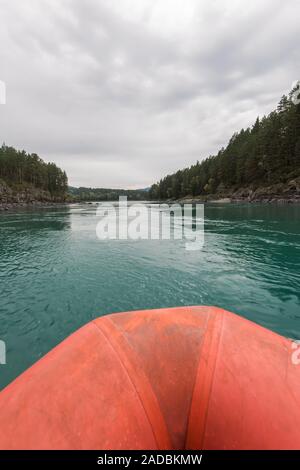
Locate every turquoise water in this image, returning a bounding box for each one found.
[0,202,300,389]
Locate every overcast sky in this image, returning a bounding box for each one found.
[0,0,299,188]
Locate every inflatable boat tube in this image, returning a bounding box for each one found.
[0,306,299,450]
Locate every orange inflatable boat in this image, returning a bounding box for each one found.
[0,306,299,450]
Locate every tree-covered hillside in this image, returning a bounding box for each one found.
[0,144,68,198]
[149,87,300,200]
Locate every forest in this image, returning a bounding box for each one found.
[0,144,68,197]
[149,89,300,200]
[68,186,148,201]
[1,87,300,204]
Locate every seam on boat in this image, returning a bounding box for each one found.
[184,311,210,449]
[185,308,224,449]
[92,318,168,450]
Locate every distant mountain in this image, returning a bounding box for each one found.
[68,186,148,201]
[136,187,150,192]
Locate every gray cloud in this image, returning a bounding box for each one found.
[0,0,299,187]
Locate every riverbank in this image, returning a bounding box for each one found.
[0,179,69,211]
[1,177,300,208]
[0,201,70,212]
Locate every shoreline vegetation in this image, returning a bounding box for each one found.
[1,178,300,211]
[172,176,300,204]
[0,143,68,211]
[1,86,300,210]
[0,181,150,211]
[1,181,300,212]
[0,145,147,210]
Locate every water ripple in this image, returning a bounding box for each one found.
[0,203,300,389]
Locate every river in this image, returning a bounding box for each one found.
[0,202,299,388]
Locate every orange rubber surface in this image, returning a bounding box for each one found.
[0,306,299,449]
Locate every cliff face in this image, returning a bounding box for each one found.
[0,180,65,209]
[176,177,300,204]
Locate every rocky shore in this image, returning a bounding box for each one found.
[175,177,300,204]
[1,177,300,209]
[0,180,68,211]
